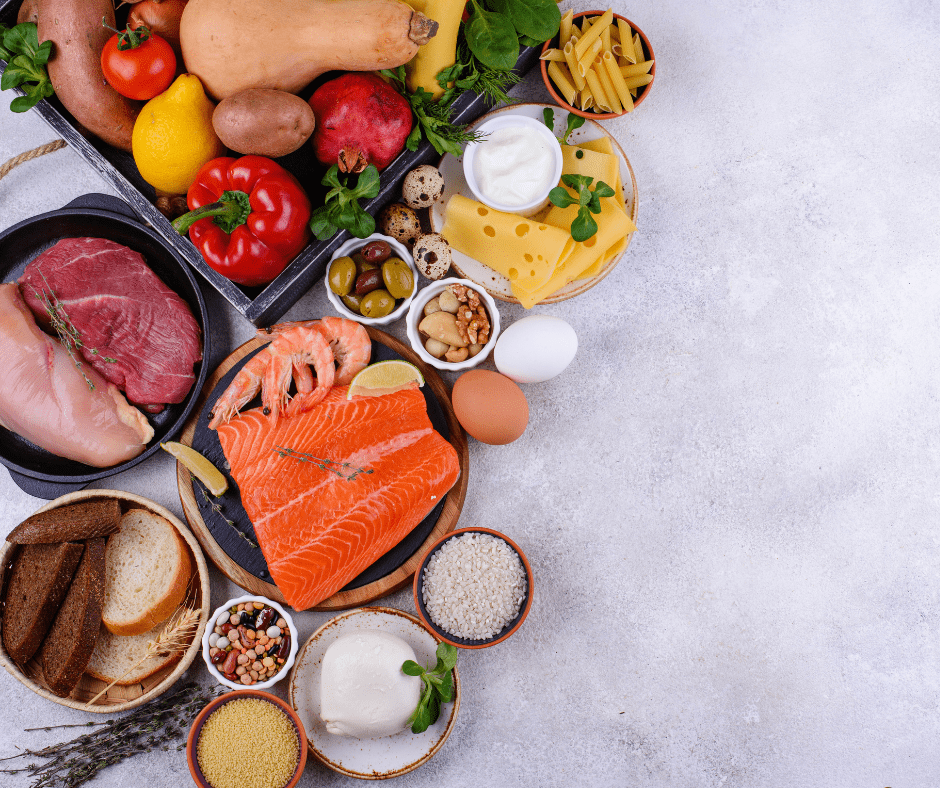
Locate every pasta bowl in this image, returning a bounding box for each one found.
[540,10,655,119]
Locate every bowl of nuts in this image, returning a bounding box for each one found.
[406,278,501,371]
[325,233,418,325]
[203,595,298,690]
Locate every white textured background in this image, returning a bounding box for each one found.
[2,0,939,785]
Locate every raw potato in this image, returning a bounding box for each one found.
[38,0,141,152]
[418,311,467,347]
[213,89,316,157]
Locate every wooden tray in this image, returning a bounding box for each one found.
[176,326,469,610]
[0,490,211,713]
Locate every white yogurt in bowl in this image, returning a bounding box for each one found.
[462,114,563,217]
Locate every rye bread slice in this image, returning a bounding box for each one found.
[7,499,121,544]
[2,542,84,665]
[40,538,107,697]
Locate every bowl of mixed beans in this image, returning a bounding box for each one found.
[202,595,298,690]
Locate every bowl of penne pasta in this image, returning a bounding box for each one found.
[540,9,655,119]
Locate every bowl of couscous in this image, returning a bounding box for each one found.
[187,690,307,788]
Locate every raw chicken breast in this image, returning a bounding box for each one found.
[0,284,154,467]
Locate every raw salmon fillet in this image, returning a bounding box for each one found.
[218,386,460,610]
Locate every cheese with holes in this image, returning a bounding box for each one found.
[440,194,575,290]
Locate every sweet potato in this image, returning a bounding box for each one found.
[17,0,38,25]
[38,0,141,152]
[212,89,315,158]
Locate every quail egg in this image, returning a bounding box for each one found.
[412,233,452,280]
[401,165,445,210]
[377,203,422,248]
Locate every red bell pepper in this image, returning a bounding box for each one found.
[173,155,312,287]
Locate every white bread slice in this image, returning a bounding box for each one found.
[102,509,192,636]
[85,624,182,685]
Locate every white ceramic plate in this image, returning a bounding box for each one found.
[288,607,460,779]
[430,102,639,305]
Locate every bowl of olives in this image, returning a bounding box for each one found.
[325,234,418,325]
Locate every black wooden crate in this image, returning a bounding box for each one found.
[0,0,541,324]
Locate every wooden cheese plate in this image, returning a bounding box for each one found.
[176,326,469,611]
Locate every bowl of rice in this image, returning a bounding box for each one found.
[187,690,307,788]
[413,527,533,649]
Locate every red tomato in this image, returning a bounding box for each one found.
[101,31,177,101]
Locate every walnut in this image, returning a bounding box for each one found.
[453,287,490,346]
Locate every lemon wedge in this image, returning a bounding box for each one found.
[161,441,228,496]
[347,360,425,399]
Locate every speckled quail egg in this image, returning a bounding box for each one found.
[412,233,452,280]
[401,165,445,210]
[378,203,422,248]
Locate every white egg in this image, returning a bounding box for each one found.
[494,315,577,383]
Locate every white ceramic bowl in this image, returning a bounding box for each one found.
[462,113,563,217]
[202,595,298,691]
[405,277,501,372]
[325,233,418,326]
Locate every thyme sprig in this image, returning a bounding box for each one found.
[29,273,116,391]
[201,485,257,548]
[0,681,222,788]
[273,445,374,481]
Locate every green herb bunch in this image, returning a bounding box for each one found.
[403,642,459,733]
[542,107,586,144]
[464,0,561,70]
[0,22,54,113]
[436,37,522,108]
[549,175,615,242]
[309,164,381,240]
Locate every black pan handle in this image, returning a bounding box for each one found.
[63,193,139,222]
[6,469,89,500]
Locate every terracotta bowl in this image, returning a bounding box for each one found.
[187,690,307,788]
[540,10,656,120]
[413,527,533,649]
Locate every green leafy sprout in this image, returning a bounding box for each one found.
[542,107,586,144]
[308,164,381,241]
[464,0,561,71]
[403,642,459,734]
[0,22,54,113]
[548,174,615,242]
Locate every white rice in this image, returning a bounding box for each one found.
[421,532,527,641]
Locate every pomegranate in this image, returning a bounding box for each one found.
[308,73,413,173]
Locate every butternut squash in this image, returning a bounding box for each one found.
[404,0,464,99]
[179,0,439,101]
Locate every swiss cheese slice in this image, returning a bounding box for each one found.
[567,140,626,212]
[440,195,575,291]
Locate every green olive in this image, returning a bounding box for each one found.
[381,258,414,300]
[360,289,396,318]
[328,256,356,296]
[341,292,364,314]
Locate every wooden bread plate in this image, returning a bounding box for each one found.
[176,326,470,611]
[0,490,211,713]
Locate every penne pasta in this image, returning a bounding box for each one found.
[574,9,613,60]
[601,24,611,53]
[577,39,602,76]
[596,61,623,113]
[602,51,633,112]
[559,9,573,45]
[540,48,567,62]
[580,84,594,111]
[547,61,577,107]
[583,67,612,112]
[618,19,636,63]
[632,33,644,64]
[619,59,654,78]
[563,41,587,91]
[624,73,654,90]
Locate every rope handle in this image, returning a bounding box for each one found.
[0,139,67,183]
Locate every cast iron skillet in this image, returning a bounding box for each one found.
[0,194,210,499]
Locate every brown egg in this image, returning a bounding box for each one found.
[452,370,528,445]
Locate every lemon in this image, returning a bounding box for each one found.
[132,75,225,195]
[347,360,425,399]
[161,441,228,496]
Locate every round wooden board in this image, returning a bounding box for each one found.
[0,490,211,713]
[176,325,469,611]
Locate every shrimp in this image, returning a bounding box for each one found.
[257,317,371,386]
[208,347,273,430]
[268,325,335,418]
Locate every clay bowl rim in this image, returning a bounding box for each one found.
[186,689,308,788]
[412,527,534,649]
[540,10,656,120]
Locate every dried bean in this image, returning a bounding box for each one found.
[221,649,238,674]
[210,650,227,665]
[277,631,291,661]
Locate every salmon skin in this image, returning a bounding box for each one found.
[218,386,460,610]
